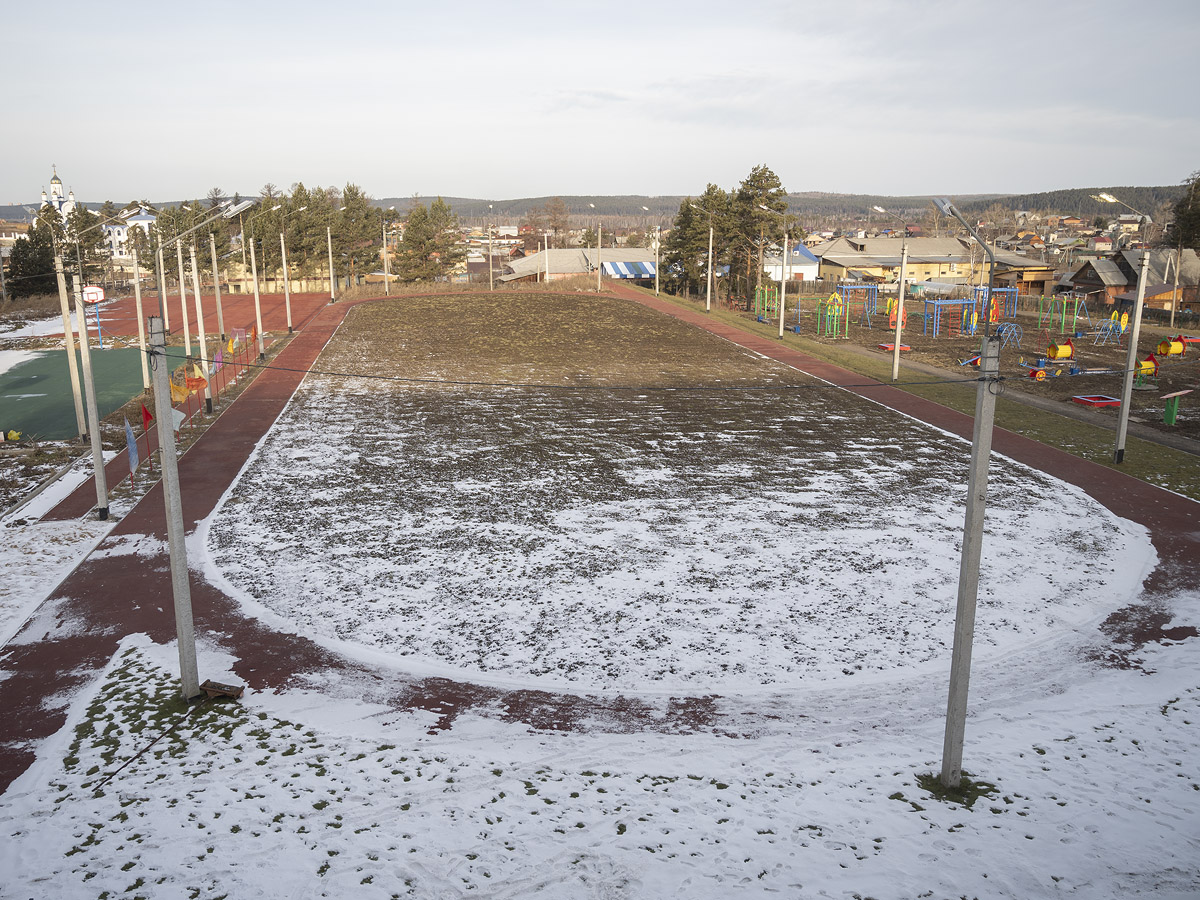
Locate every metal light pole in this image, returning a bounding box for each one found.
[72,275,108,519]
[759,204,791,338]
[933,197,1002,789]
[873,206,911,381]
[189,244,213,413]
[148,316,201,701]
[327,225,336,302]
[249,236,265,360]
[175,239,191,355]
[382,206,394,296]
[1113,251,1150,463]
[1091,192,1154,463]
[131,248,150,390]
[655,224,661,296]
[279,204,305,333]
[156,239,170,329]
[54,252,87,439]
[209,233,226,341]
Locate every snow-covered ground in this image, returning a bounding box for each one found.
[0,619,1196,898]
[207,380,1151,694]
[0,295,1196,898]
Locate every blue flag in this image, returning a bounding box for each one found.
[124,417,138,474]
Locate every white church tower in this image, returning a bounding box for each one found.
[40,165,78,224]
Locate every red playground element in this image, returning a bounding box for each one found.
[1072,395,1121,408]
[878,343,910,351]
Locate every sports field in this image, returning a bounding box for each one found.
[2,292,1195,899]
[0,348,145,440]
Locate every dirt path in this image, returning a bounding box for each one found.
[2,289,1196,795]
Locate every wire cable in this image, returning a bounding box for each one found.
[145,346,999,393]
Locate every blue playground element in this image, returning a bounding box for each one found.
[995,321,1023,350]
[922,296,976,336]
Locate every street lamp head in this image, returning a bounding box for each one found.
[270,204,282,212]
[932,197,956,217]
[1094,192,1119,204]
[642,206,649,212]
[872,205,887,213]
[297,205,307,212]
[223,199,255,218]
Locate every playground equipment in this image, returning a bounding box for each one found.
[837,283,879,329]
[887,297,907,329]
[1047,338,1075,361]
[922,296,977,337]
[972,285,1018,321]
[1038,293,1091,335]
[1019,358,1062,380]
[753,285,779,320]
[815,292,846,337]
[995,321,1023,350]
[1135,353,1159,379]
[1093,311,1130,346]
[1072,395,1121,408]
[1162,389,1193,425]
[1157,335,1200,357]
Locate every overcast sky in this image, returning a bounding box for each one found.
[6,0,1198,206]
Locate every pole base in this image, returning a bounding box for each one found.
[288,326,293,333]
[98,507,109,521]
[205,398,213,414]
[1114,448,1125,464]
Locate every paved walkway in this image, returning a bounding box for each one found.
[2,289,1197,795]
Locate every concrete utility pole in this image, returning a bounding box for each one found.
[892,242,909,382]
[156,240,170,328]
[488,209,494,293]
[148,316,201,701]
[1113,251,1150,464]
[655,225,661,296]
[381,213,390,297]
[326,226,336,302]
[55,253,87,439]
[249,236,265,360]
[706,225,714,313]
[209,233,226,340]
[189,245,213,414]
[131,248,150,390]
[279,232,293,333]
[778,230,788,339]
[596,225,602,293]
[175,241,191,355]
[941,334,1000,787]
[0,249,7,304]
[932,196,1002,789]
[72,276,108,520]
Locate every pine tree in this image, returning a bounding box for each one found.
[1166,171,1200,250]
[395,197,464,283]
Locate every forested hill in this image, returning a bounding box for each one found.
[1,184,1184,225]
[386,185,1186,222]
[955,185,1184,217]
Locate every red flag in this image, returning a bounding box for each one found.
[141,403,154,431]
[249,325,257,345]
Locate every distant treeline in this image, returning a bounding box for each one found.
[2,184,1186,227]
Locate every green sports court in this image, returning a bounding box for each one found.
[0,349,146,441]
